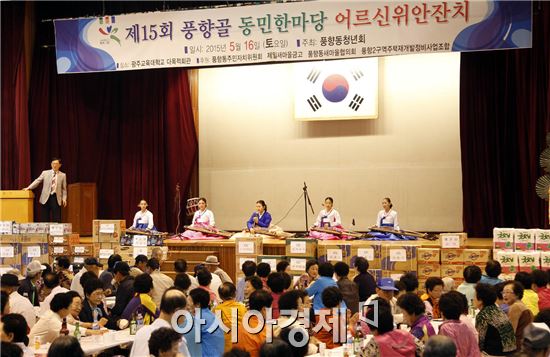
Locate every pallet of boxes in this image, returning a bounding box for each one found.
[92,220,128,265]
[493,228,550,280]
[285,238,317,287]
[0,221,78,274]
[235,236,265,282]
[47,223,84,265]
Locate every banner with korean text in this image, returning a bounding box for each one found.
[54,0,532,74]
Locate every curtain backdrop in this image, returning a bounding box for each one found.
[1,2,31,189]
[25,47,197,232]
[460,1,550,237]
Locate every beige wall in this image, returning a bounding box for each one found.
[198,52,462,232]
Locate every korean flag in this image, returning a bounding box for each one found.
[293,57,378,121]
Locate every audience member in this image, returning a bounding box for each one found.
[256,263,271,289]
[353,257,376,302]
[47,335,84,357]
[422,277,444,319]
[474,283,516,355]
[99,254,121,295]
[54,256,73,290]
[521,323,550,357]
[174,273,192,294]
[130,288,190,357]
[516,272,539,315]
[276,261,290,274]
[423,335,457,357]
[0,274,35,329]
[267,272,286,318]
[295,259,318,290]
[532,270,550,311]
[17,260,44,306]
[39,272,68,316]
[214,282,247,352]
[400,272,419,294]
[314,286,345,349]
[397,292,434,343]
[0,341,23,357]
[122,273,159,325]
[534,308,550,329]
[70,258,100,297]
[244,276,263,308]
[438,291,480,357]
[146,258,173,307]
[236,260,257,302]
[196,268,219,305]
[306,262,340,311]
[503,280,533,350]
[280,327,309,357]
[259,338,292,357]
[366,278,400,318]
[457,265,482,306]
[111,262,135,319]
[235,290,273,357]
[130,254,148,277]
[1,314,31,357]
[80,278,116,329]
[174,259,198,290]
[0,291,9,316]
[442,277,455,293]
[189,288,225,357]
[479,260,503,286]
[147,327,183,357]
[334,261,359,314]
[204,256,233,284]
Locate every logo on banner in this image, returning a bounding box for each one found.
[98,16,120,45]
[293,58,378,121]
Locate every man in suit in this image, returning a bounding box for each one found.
[24,157,67,222]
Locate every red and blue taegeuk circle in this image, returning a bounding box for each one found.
[322,74,349,103]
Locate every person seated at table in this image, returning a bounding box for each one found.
[174,259,198,290]
[457,265,482,307]
[423,335,457,357]
[334,262,359,314]
[0,341,23,357]
[267,272,286,319]
[204,255,233,284]
[474,283,517,355]
[243,276,263,308]
[294,259,319,290]
[129,199,155,230]
[256,262,271,290]
[366,278,400,318]
[29,292,105,344]
[130,288,191,357]
[314,286,346,349]
[145,258,174,308]
[79,278,117,330]
[54,256,73,290]
[0,273,35,330]
[213,282,247,352]
[400,272,419,294]
[515,272,540,315]
[1,313,32,357]
[246,200,272,230]
[181,197,221,239]
[306,263,340,312]
[397,292,435,343]
[438,291,480,357]
[47,335,84,357]
[18,260,44,307]
[236,260,256,302]
[451,290,478,341]
[196,268,220,306]
[148,327,185,357]
[122,273,159,325]
[235,289,273,357]
[532,270,550,311]
[361,299,423,357]
[421,277,444,319]
[479,260,504,286]
[130,254,148,278]
[442,277,455,293]
[280,327,314,357]
[40,272,69,317]
[503,280,533,350]
[110,262,135,321]
[99,254,122,296]
[309,197,346,240]
[65,290,100,329]
[189,288,225,357]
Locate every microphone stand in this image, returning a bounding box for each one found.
[303,182,315,232]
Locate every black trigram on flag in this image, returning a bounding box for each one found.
[307,68,321,83]
[307,95,322,111]
[351,69,364,81]
[349,94,364,111]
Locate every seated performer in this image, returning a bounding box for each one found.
[181,197,224,239]
[246,200,272,230]
[129,199,155,230]
[309,197,346,240]
[374,197,399,230]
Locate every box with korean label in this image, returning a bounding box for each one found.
[0,243,21,269]
[417,248,440,264]
[493,228,515,251]
[20,233,49,244]
[495,250,519,274]
[49,245,70,257]
[48,223,72,235]
[70,244,94,256]
[439,233,468,248]
[350,242,381,270]
[288,256,316,275]
[317,242,352,265]
[235,255,259,280]
[463,249,491,267]
[517,251,540,272]
[257,255,287,273]
[0,221,15,234]
[235,237,263,255]
[381,244,417,271]
[535,230,550,251]
[514,229,535,251]
[93,220,126,242]
[285,238,317,257]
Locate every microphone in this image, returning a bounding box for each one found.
[352,218,356,226]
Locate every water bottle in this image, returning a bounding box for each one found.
[73,321,82,341]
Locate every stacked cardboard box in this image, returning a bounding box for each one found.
[285,238,317,275]
[235,237,263,280]
[381,243,418,279]
[257,255,287,273]
[350,242,381,269]
[92,220,126,265]
[417,247,441,289]
[317,242,352,265]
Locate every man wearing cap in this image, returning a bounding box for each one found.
[366,277,403,321]
[111,262,135,319]
[1,273,36,329]
[71,257,101,297]
[17,260,44,307]
[204,256,233,284]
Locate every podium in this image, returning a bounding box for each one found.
[0,190,34,222]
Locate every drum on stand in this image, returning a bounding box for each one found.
[186,197,200,216]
